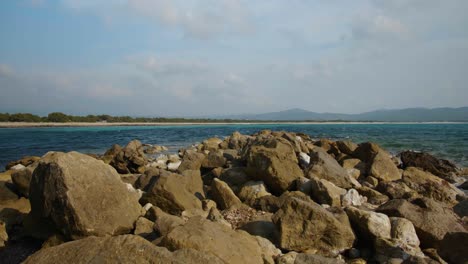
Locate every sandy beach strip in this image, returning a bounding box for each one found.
[0,121,466,128]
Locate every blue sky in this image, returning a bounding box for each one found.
[1,0,467,116]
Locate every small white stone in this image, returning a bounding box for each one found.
[10,164,26,171]
[167,161,181,171]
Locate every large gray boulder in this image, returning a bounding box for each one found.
[29,151,142,240]
[140,171,202,215]
[306,148,354,189]
[272,196,355,255]
[23,235,224,264]
[247,137,304,195]
[109,140,148,174]
[377,198,466,248]
[160,216,267,264]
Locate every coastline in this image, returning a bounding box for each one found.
[0,121,467,128]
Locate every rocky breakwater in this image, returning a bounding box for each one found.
[0,131,467,263]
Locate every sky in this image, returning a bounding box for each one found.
[0,0,467,117]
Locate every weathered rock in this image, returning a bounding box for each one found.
[239,216,278,243]
[357,186,390,205]
[377,181,419,200]
[201,151,226,169]
[377,198,466,248]
[218,167,251,192]
[23,235,224,264]
[0,181,18,202]
[247,137,304,195]
[177,150,206,172]
[11,164,36,197]
[254,235,281,264]
[238,181,271,206]
[437,232,468,264]
[160,216,266,264]
[337,140,358,155]
[140,172,202,215]
[369,152,402,182]
[148,207,185,236]
[346,206,391,243]
[294,253,346,264]
[390,217,421,254]
[133,217,155,240]
[227,131,250,150]
[0,221,7,248]
[400,151,460,183]
[143,144,167,154]
[276,251,299,264]
[210,178,242,210]
[306,148,354,189]
[342,189,366,207]
[353,142,389,163]
[207,207,232,228]
[272,196,355,255]
[298,152,311,168]
[5,156,40,171]
[309,177,346,207]
[402,167,462,206]
[167,161,181,171]
[109,140,147,174]
[453,199,468,218]
[202,137,223,152]
[29,151,142,239]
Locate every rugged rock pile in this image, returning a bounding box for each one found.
[0,130,467,264]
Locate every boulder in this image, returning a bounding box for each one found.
[342,189,366,207]
[148,206,185,236]
[294,253,345,264]
[402,167,462,206]
[202,137,223,152]
[400,151,459,183]
[356,186,389,205]
[390,217,421,254]
[29,151,142,239]
[272,196,355,255]
[23,235,224,264]
[160,216,266,264]
[11,164,36,197]
[298,152,311,168]
[133,217,155,239]
[5,156,40,170]
[140,172,202,215]
[369,152,402,182]
[437,232,468,264]
[309,177,346,207]
[109,140,147,174]
[219,168,251,193]
[201,151,226,169]
[0,221,7,248]
[0,181,18,202]
[353,142,388,163]
[346,206,391,243]
[238,181,271,206]
[453,199,468,218]
[337,140,358,155]
[247,137,304,195]
[177,150,206,172]
[227,131,250,150]
[306,148,354,189]
[377,198,466,248]
[210,178,242,210]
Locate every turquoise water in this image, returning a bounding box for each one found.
[0,123,467,170]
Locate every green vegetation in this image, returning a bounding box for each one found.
[0,112,353,123]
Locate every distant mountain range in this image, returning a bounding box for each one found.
[216,107,468,122]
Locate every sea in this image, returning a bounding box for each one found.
[0,123,467,171]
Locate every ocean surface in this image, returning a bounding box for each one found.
[0,123,467,170]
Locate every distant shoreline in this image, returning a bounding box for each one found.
[0,121,467,128]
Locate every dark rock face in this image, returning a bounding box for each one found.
[377,198,466,248]
[399,151,460,183]
[437,232,468,264]
[109,140,148,174]
[23,235,224,264]
[29,151,142,239]
[5,156,40,171]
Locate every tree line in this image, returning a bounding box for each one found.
[0,112,269,123]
